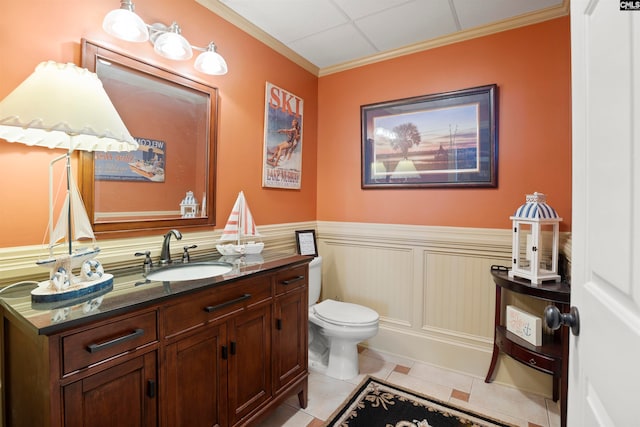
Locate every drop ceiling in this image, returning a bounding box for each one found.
[198,0,568,76]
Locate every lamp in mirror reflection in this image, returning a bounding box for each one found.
[103,0,228,75]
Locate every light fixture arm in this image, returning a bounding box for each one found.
[103,1,228,75]
[119,0,136,13]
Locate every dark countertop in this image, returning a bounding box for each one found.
[0,251,312,335]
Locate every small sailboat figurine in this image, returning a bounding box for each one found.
[31,154,113,303]
[216,191,264,256]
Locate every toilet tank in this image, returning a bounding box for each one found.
[308,256,322,306]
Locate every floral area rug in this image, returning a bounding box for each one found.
[324,376,516,427]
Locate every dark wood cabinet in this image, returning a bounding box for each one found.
[63,352,158,427]
[273,264,308,402]
[485,267,570,427]
[0,253,310,427]
[164,323,227,427]
[227,305,272,425]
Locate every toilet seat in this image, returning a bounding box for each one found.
[313,299,379,327]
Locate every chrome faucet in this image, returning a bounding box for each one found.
[160,229,183,265]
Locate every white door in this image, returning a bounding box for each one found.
[569,0,640,425]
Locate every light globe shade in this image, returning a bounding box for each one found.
[195,49,228,75]
[102,7,149,42]
[153,31,193,60]
[0,61,138,152]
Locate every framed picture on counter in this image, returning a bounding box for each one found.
[295,229,318,257]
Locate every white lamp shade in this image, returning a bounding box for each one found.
[0,61,137,152]
[102,7,149,42]
[195,50,228,75]
[153,31,193,60]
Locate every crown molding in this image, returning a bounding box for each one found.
[319,0,570,76]
[195,0,320,75]
[197,0,569,77]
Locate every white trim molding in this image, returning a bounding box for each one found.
[0,221,316,285]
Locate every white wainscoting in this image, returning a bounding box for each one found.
[317,221,571,397]
[0,220,570,397]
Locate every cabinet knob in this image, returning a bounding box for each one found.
[544,305,580,336]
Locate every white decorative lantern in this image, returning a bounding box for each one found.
[509,192,562,284]
[180,191,198,218]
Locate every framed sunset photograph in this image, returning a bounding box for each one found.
[361,84,498,188]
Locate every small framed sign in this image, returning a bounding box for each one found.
[506,305,542,346]
[295,230,318,257]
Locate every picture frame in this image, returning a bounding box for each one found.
[361,84,498,188]
[262,82,304,189]
[295,229,318,257]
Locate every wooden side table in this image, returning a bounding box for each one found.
[485,266,570,427]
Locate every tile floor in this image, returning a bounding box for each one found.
[256,348,561,427]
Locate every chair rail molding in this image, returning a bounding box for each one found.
[0,221,316,285]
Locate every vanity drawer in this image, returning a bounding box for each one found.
[510,344,559,374]
[62,310,158,374]
[163,277,271,338]
[275,264,307,295]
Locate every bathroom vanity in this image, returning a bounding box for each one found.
[0,251,310,427]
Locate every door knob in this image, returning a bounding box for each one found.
[544,305,580,336]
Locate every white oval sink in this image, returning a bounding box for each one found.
[146,262,233,282]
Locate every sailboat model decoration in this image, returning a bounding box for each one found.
[216,191,264,255]
[0,61,139,304]
[29,156,114,303]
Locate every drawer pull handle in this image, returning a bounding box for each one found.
[281,275,304,285]
[204,294,251,313]
[86,328,144,353]
[148,380,156,398]
[529,358,537,365]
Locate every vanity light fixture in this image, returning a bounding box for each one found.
[102,0,228,75]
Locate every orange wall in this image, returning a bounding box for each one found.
[0,0,318,247]
[0,5,571,248]
[317,17,572,231]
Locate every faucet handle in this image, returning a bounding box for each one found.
[135,251,153,272]
[182,245,197,263]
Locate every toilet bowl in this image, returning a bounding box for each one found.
[308,256,379,380]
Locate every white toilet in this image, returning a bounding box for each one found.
[308,256,379,380]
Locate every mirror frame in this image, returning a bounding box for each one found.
[80,39,217,233]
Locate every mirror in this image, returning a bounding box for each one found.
[80,39,217,233]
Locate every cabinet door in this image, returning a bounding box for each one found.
[164,324,227,427]
[227,305,272,426]
[273,289,307,393]
[63,352,157,427]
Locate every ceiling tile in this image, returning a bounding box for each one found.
[288,24,378,68]
[453,0,562,29]
[206,0,567,70]
[220,0,348,43]
[332,0,409,20]
[355,0,457,52]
